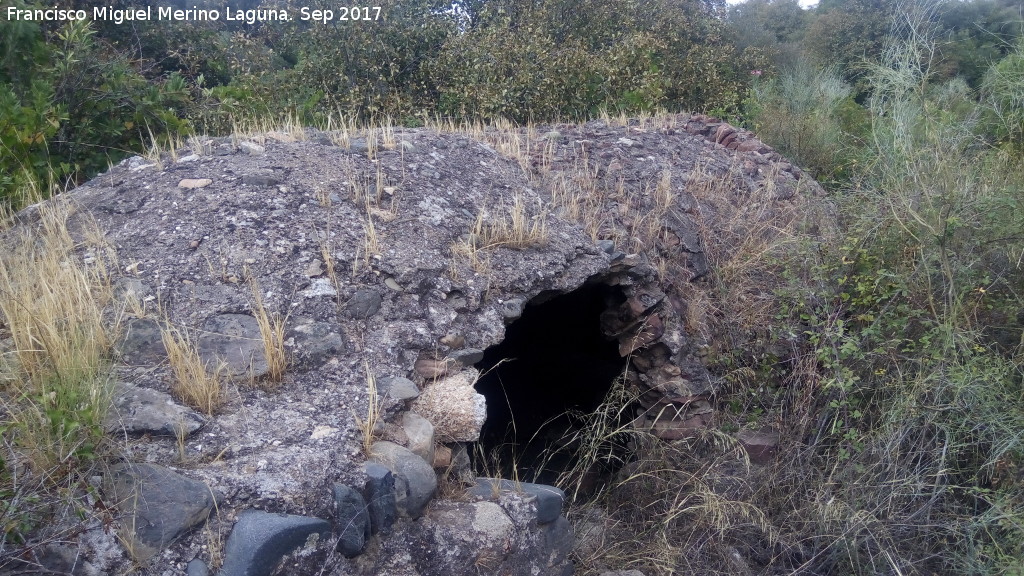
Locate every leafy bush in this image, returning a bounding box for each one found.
[767,15,1024,573]
[1,11,192,207]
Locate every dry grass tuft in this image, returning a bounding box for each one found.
[0,194,123,554]
[247,277,287,387]
[0,197,117,480]
[472,193,549,250]
[160,323,226,416]
[686,159,823,335]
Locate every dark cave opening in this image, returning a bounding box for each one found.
[473,282,630,486]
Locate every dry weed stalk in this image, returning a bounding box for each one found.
[353,212,381,277]
[326,111,355,149]
[352,361,382,454]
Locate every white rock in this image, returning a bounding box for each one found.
[410,369,486,442]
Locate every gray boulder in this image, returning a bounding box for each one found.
[369,441,437,519]
[103,463,216,561]
[219,510,330,576]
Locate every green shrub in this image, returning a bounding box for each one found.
[0,13,192,208]
[983,39,1024,153]
[744,61,861,183]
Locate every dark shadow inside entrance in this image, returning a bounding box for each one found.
[473,282,629,485]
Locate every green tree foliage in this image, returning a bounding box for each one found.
[933,0,1022,87]
[983,39,1024,152]
[1,2,192,206]
[743,61,865,182]
[727,0,809,70]
[430,0,762,121]
[803,0,900,86]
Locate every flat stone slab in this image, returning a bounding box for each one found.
[378,376,419,401]
[116,318,167,366]
[219,510,331,576]
[103,463,216,561]
[197,314,268,379]
[471,478,565,524]
[104,383,205,436]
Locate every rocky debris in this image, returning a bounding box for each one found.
[345,289,382,319]
[102,463,217,561]
[116,317,167,365]
[401,411,435,465]
[412,355,459,379]
[332,484,370,557]
[448,347,484,365]
[301,277,338,299]
[574,506,612,563]
[432,444,452,468]
[219,510,331,576]
[408,498,573,576]
[240,172,281,187]
[369,441,437,519]
[410,369,487,442]
[632,398,713,441]
[12,544,80,575]
[737,428,781,465]
[500,298,526,322]
[105,382,205,436]
[470,478,566,524]
[411,501,513,574]
[600,571,648,576]
[237,141,265,155]
[363,463,397,534]
[197,313,268,378]
[377,375,420,401]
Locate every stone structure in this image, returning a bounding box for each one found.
[0,114,823,575]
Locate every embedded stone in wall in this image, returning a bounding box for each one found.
[370,441,438,519]
[410,369,487,442]
[104,383,205,436]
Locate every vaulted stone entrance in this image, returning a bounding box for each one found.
[473,282,629,482]
[472,262,716,487]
